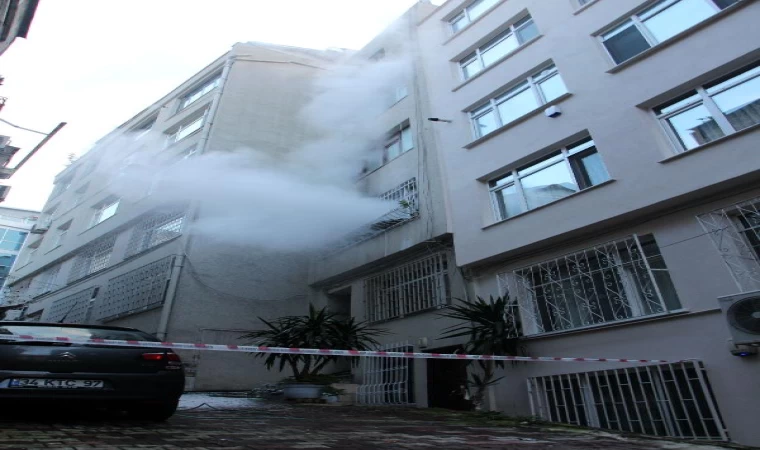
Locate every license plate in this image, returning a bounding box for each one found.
[9,378,104,389]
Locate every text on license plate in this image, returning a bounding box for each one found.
[9,378,104,389]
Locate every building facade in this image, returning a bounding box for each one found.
[5,42,343,390]
[411,0,760,446]
[5,0,760,446]
[0,0,37,57]
[0,205,37,316]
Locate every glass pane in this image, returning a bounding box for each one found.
[496,88,538,125]
[641,0,716,43]
[468,0,499,20]
[386,140,402,161]
[451,15,467,32]
[666,104,725,150]
[99,201,120,223]
[401,127,414,151]
[576,151,610,186]
[713,0,739,8]
[462,58,483,79]
[174,117,204,142]
[3,230,28,244]
[493,184,525,220]
[516,18,539,43]
[712,76,760,132]
[706,66,760,94]
[520,162,579,210]
[473,109,499,137]
[655,91,701,115]
[0,241,21,251]
[538,74,568,102]
[603,23,651,64]
[481,33,519,67]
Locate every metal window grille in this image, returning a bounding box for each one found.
[31,265,61,297]
[697,197,760,292]
[42,288,95,324]
[365,252,450,323]
[357,342,414,405]
[94,256,174,321]
[498,234,680,336]
[333,178,419,251]
[67,234,117,283]
[125,210,185,258]
[528,361,728,441]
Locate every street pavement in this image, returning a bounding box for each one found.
[0,393,739,450]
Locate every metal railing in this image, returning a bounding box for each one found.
[498,234,681,336]
[528,361,727,441]
[364,252,450,323]
[94,256,174,321]
[358,342,414,405]
[125,209,185,258]
[67,234,118,283]
[42,287,96,324]
[697,197,760,292]
[330,178,419,252]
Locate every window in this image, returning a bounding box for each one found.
[449,0,500,33]
[369,49,386,61]
[133,117,157,140]
[459,15,539,80]
[488,139,609,221]
[125,210,185,258]
[68,234,117,282]
[528,361,726,440]
[470,65,568,138]
[501,234,681,336]
[167,113,206,145]
[364,124,414,173]
[91,199,120,226]
[364,252,450,323]
[179,74,221,111]
[601,0,741,65]
[52,229,66,248]
[697,196,760,292]
[0,228,28,251]
[655,63,760,151]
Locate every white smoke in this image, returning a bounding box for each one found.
[94,55,412,252]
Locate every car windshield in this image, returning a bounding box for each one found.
[0,325,157,342]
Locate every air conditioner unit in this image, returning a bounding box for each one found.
[30,218,51,234]
[0,185,9,202]
[718,291,760,346]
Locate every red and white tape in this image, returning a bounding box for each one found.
[3,334,678,364]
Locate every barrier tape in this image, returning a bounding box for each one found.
[1,333,679,364]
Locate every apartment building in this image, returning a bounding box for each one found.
[0,206,37,312]
[5,42,343,390]
[411,0,760,446]
[0,0,38,56]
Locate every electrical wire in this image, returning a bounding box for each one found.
[0,118,48,135]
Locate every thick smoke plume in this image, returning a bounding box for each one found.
[95,56,411,252]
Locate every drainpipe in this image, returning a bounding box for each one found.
[155,52,236,341]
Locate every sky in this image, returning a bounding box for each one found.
[0,0,441,212]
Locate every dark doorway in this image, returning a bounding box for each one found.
[426,346,471,410]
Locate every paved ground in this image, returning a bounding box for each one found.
[0,394,740,450]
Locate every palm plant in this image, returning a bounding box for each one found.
[241,304,384,383]
[438,295,522,410]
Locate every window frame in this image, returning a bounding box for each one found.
[458,15,538,80]
[178,73,222,112]
[91,199,120,227]
[488,138,608,221]
[166,112,207,146]
[469,65,568,138]
[448,0,500,34]
[654,62,760,152]
[363,124,414,174]
[599,0,738,66]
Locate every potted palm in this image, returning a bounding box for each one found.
[438,295,522,410]
[241,304,384,399]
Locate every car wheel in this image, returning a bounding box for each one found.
[128,399,179,421]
